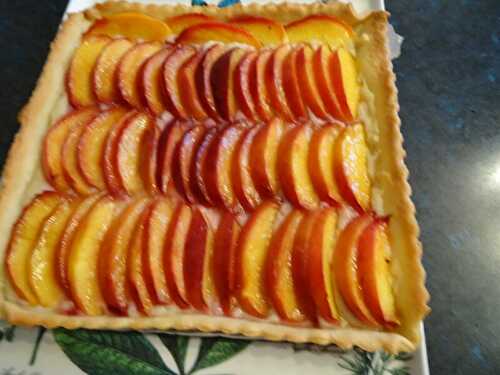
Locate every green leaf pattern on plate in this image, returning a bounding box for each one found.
[190,337,250,374]
[53,328,176,375]
[158,334,189,374]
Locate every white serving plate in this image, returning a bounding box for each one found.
[0,1,429,374]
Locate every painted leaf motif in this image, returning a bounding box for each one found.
[53,328,176,375]
[338,349,412,375]
[190,337,250,373]
[217,0,241,8]
[158,334,189,374]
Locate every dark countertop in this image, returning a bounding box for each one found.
[1,1,499,374]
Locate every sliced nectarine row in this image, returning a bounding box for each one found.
[43,107,160,197]
[5,191,398,327]
[85,12,352,47]
[163,120,371,212]
[43,106,371,212]
[70,18,358,118]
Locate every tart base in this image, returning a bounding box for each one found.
[0,2,429,354]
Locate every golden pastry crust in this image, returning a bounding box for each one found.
[0,1,429,354]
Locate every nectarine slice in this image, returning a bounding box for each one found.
[140,123,161,195]
[176,22,261,48]
[157,121,189,194]
[308,124,344,205]
[291,211,319,324]
[308,208,340,324]
[205,125,245,210]
[166,13,216,34]
[296,45,328,119]
[78,107,129,190]
[5,191,61,305]
[61,117,96,195]
[313,45,344,121]
[211,47,246,122]
[67,196,117,315]
[178,48,210,121]
[232,126,262,210]
[266,210,305,322]
[334,123,371,212]
[249,49,274,121]
[85,12,172,41]
[358,219,399,327]
[43,107,99,192]
[128,202,156,315]
[195,43,228,120]
[250,118,284,199]
[93,38,133,103]
[115,112,154,195]
[333,213,379,326]
[235,201,279,317]
[191,127,218,205]
[265,44,294,121]
[98,198,149,315]
[285,15,353,48]
[103,111,138,196]
[278,125,319,209]
[30,199,75,308]
[56,193,103,297]
[163,45,197,118]
[67,35,111,107]
[118,42,162,108]
[164,203,192,308]
[143,47,174,115]
[184,208,215,311]
[212,212,240,316]
[234,51,259,121]
[282,47,307,120]
[142,199,174,305]
[231,16,287,45]
[171,126,207,203]
[330,47,360,122]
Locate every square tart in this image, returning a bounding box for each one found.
[0,2,429,353]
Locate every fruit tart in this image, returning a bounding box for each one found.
[0,1,429,354]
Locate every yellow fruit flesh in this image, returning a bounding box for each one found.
[240,204,278,315]
[69,36,110,106]
[6,193,61,305]
[88,13,172,41]
[338,48,360,119]
[117,114,150,194]
[30,201,74,307]
[147,200,173,304]
[374,227,398,322]
[292,128,319,208]
[80,108,128,189]
[274,211,304,320]
[44,108,98,191]
[68,198,116,315]
[233,21,286,45]
[286,20,352,49]
[265,120,283,194]
[322,210,340,320]
[169,206,192,302]
[317,127,342,202]
[342,124,371,211]
[94,39,133,102]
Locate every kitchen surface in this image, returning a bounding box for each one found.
[0,0,499,374]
